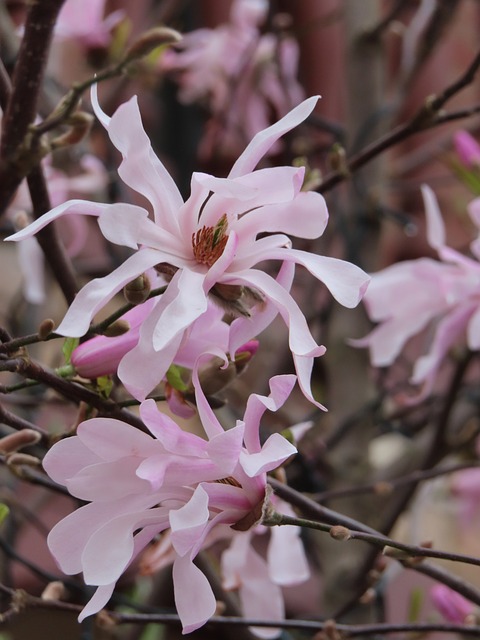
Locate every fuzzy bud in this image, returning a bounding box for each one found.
[38,318,55,340]
[125,27,182,61]
[0,430,41,454]
[41,581,67,601]
[51,112,94,149]
[329,525,351,541]
[103,319,131,338]
[124,274,151,305]
[7,452,42,471]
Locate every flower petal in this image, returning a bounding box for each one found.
[55,248,163,337]
[5,199,109,242]
[92,87,184,233]
[173,554,217,634]
[229,96,319,178]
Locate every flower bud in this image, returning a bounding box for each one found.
[431,584,475,623]
[50,112,94,149]
[125,27,182,61]
[453,130,480,168]
[329,525,351,541]
[0,429,41,454]
[124,274,151,305]
[38,318,55,340]
[41,581,67,601]
[103,319,131,337]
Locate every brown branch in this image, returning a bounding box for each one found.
[0,357,147,433]
[0,0,66,212]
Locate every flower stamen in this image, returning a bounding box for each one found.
[192,214,229,267]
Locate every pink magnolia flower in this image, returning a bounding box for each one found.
[430,584,475,623]
[43,373,298,634]
[7,91,369,408]
[353,186,480,400]
[161,0,305,158]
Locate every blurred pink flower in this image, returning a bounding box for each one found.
[7,154,108,305]
[7,92,369,408]
[43,374,298,633]
[453,130,480,168]
[55,0,124,48]
[430,584,475,623]
[161,0,305,157]
[353,185,480,400]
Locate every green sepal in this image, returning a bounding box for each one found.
[166,364,189,392]
[62,337,79,364]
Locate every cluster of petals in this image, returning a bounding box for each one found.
[71,300,257,417]
[160,0,305,156]
[353,186,480,400]
[7,90,369,408]
[43,373,303,635]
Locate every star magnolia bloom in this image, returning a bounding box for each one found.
[353,186,480,400]
[7,91,369,408]
[43,372,298,634]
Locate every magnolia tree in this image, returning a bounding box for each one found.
[1,1,480,639]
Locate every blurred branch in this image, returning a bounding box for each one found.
[319,49,480,193]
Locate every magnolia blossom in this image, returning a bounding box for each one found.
[161,0,305,157]
[43,373,300,634]
[7,91,368,407]
[353,186,480,400]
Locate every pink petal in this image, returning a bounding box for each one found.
[229,96,319,178]
[43,436,100,485]
[235,191,328,245]
[240,433,296,477]
[422,184,446,250]
[412,303,476,386]
[56,248,163,336]
[66,457,150,501]
[82,508,168,584]
[255,248,370,308]
[170,485,210,557]
[151,269,209,352]
[224,269,324,357]
[77,417,157,461]
[228,261,295,356]
[292,353,327,410]
[48,496,152,575]
[268,513,309,585]
[92,87,184,233]
[173,554,217,634]
[78,583,115,622]
[243,375,296,452]
[5,199,109,242]
[192,349,230,438]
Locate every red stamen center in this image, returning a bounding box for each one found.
[192,214,229,267]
